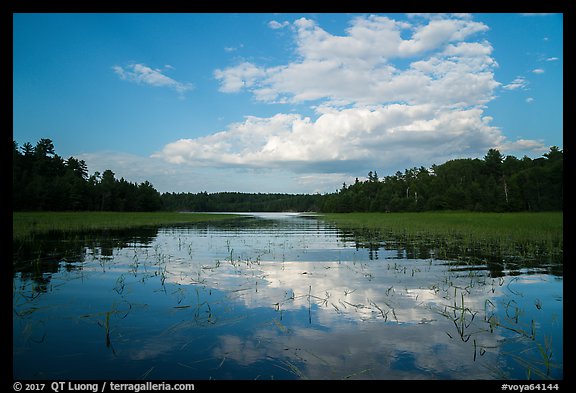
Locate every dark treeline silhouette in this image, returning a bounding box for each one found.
[13,138,562,213]
[13,138,162,211]
[322,147,563,213]
[161,191,323,212]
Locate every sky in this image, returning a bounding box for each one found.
[12,13,563,194]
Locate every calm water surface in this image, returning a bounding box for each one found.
[13,213,563,380]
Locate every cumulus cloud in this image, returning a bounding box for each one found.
[154,105,507,174]
[215,16,495,107]
[113,63,193,97]
[156,14,544,183]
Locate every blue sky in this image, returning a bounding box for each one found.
[13,13,563,194]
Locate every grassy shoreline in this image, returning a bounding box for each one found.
[320,212,563,262]
[13,211,241,241]
[13,211,563,261]
[320,212,562,241]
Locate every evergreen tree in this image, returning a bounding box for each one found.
[13,138,164,212]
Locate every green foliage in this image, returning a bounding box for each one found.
[13,138,163,212]
[320,147,562,213]
[160,191,323,212]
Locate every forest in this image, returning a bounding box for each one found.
[13,139,162,211]
[321,147,563,213]
[13,138,562,213]
[161,191,323,212]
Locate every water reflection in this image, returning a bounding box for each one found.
[13,213,562,380]
[13,227,159,290]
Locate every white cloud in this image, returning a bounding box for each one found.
[526,97,534,103]
[532,68,545,74]
[214,62,266,93]
[498,138,547,153]
[215,16,496,108]
[268,20,289,29]
[503,76,528,90]
[113,63,193,97]
[157,14,545,189]
[153,105,508,176]
[398,18,489,57]
[546,57,559,62]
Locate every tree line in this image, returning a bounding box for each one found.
[13,138,562,213]
[13,139,162,211]
[321,147,563,213]
[161,191,323,212]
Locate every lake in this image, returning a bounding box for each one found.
[13,213,563,380]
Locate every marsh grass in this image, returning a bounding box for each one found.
[322,211,561,237]
[430,271,561,379]
[322,212,563,264]
[13,212,562,380]
[13,211,240,241]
